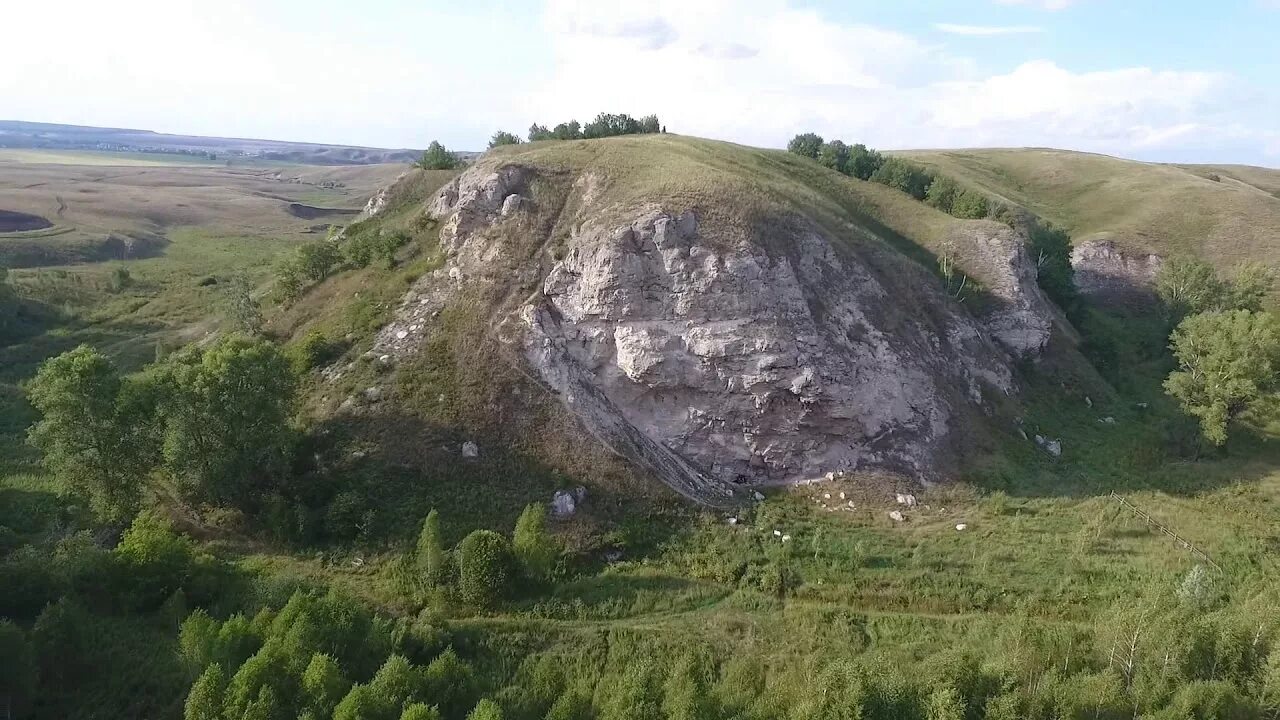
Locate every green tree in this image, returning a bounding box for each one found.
[226,273,264,335]
[1028,223,1078,313]
[215,614,263,670]
[295,240,341,283]
[847,143,885,180]
[869,157,933,200]
[527,124,553,141]
[1224,262,1274,312]
[512,503,559,582]
[184,663,227,720]
[817,140,850,174]
[488,131,522,149]
[925,175,960,214]
[334,684,389,720]
[224,641,290,720]
[31,598,92,693]
[401,703,442,720]
[157,335,297,505]
[242,685,282,720]
[638,114,662,134]
[466,699,503,720]
[27,345,155,523]
[1157,257,1228,318]
[456,530,512,608]
[370,654,427,709]
[417,509,448,589]
[417,142,458,171]
[0,621,36,720]
[114,510,195,609]
[180,609,221,670]
[551,121,582,140]
[423,648,477,718]
[1165,309,1280,445]
[303,656,352,716]
[786,133,824,159]
[950,189,989,219]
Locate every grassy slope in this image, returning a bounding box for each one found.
[900,147,1280,269]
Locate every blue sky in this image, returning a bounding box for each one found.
[3,0,1278,164]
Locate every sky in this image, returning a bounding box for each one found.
[3,0,1279,164]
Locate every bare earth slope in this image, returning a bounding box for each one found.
[353,136,1063,505]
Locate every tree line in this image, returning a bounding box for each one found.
[786,133,990,220]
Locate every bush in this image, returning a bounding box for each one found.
[847,143,885,180]
[345,230,409,269]
[467,699,503,720]
[512,503,559,582]
[114,510,195,610]
[417,509,448,590]
[1028,223,1078,313]
[488,131,522,149]
[456,530,512,608]
[184,663,226,720]
[817,140,850,174]
[296,240,341,283]
[289,329,339,374]
[109,266,133,292]
[416,142,458,171]
[950,189,989,219]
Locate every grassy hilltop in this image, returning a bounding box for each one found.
[1,136,1279,719]
[900,147,1280,268]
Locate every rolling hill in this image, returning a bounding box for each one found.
[899,147,1280,271]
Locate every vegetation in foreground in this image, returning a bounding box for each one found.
[1,134,1279,719]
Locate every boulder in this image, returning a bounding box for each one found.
[461,441,479,458]
[550,490,577,518]
[888,510,905,522]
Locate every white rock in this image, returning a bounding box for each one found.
[1085,395,1093,408]
[955,523,968,531]
[1098,416,1116,424]
[895,493,917,507]
[752,491,765,502]
[781,535,791,543]
[461,441,479,458]
[448,266,462,281]
[362,386,383,402]
[888,510,905,522]
[838,492,846,500]
[550,490,577,518]
[773,530,782,537]
[823,493,831,500]
[726,517,738,525]
[396,330,408,340]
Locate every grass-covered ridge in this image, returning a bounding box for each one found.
[899,147,1280,268]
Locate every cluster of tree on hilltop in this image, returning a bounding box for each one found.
[787,132,991,221]
[411,113,666,169]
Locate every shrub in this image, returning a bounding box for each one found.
[925,175,961,214]
[296,240,341,283]
[512,503,559,582]
[467,699,503,720]
[109,266,132,292]
[457,530,512,608]
[370,654,427,709]
[289,329,338,374]
[184,663,226,720]
[417,509,448,589]
[423,648,477,718]
[417,142,458,171]
[1028,223,1078,313]
[950,189,989,219]
[402,703,442,720]
[114,510,195,610]
[488,131,522,149]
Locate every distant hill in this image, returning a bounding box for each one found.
[899,147,1280,270]
[0,120,422,166]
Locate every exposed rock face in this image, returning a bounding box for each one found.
[946,224,1061,356]
[369,162,1055,505]
[1070,239,1163,304]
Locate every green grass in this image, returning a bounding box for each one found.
[899,148,1280,270]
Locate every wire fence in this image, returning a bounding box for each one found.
[1109,491,1223,574]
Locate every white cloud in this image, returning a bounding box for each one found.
[934,23,1044,35]
[526,1,1276,163]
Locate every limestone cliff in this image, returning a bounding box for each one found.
[363,138,1061,505]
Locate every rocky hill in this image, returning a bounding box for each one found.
[901,148,1280,302]
[328,135,1072,505]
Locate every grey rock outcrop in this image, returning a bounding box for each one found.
[367,161,1056,506]
[1070,239,1163,304]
